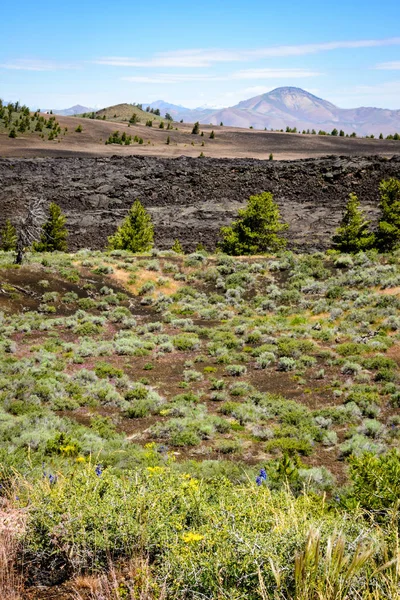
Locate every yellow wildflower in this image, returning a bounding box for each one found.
[147,466,165,476]
[182,532,204,543]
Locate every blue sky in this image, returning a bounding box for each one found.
[1,0,400,110]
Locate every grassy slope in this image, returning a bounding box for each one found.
[1,248,400,598]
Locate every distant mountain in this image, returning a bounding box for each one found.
[51,89,400,135]
[202,87,400,136]
[50,105,94,116]
[147,87,400,136]
[146,100,214,123]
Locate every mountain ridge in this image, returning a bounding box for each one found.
[147,87,400,135]
[51,88,400,135]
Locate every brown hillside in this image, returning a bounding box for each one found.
[1,113,400,160]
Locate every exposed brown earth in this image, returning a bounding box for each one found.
[1,153,400,252]
[1,114,400,160]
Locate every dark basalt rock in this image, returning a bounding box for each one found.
[1,154,399,252]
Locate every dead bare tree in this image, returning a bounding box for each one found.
[15,199,47,264]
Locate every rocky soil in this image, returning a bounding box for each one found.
[1,154,400,251]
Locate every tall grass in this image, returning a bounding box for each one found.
[0,530,23,600]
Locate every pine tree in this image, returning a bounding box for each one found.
[108,200,154,253]
[171,239,184,254]
[209,130,215,139]
[376,178,400,252]
[191,122,200,135]
[0,219,17,251]
[219,192,288,255]
[33,203,68,252]
[332,193,375,253]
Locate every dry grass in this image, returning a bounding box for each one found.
[0,531,23,599]
[72,557,165,600]
[0,500,27,599]
[109,266,182,297]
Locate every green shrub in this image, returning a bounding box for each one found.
[347,450,400,512]
[173,334,200,351]
[265,437,313,455]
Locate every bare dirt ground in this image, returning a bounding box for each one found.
[1,114,400,160]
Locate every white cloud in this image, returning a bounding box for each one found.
[231,68,321,79]
[122,73,218,83]
[122,68,320,84]
[96,37,400,69]
[0,59,76,71]
[375,61,400,70]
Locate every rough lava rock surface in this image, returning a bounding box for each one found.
[1,154,400,252]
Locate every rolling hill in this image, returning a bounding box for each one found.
[80,103,164,123]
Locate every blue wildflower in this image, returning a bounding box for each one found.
[259,468,267,481]
[48,474,57,485]
[95,464,103,477]
[256,468,268,485]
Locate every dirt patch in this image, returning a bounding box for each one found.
[378,286,400,296]
[108,266,181,297]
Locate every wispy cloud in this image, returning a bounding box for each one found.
[375,61,400,70]
[231,68,320,79]
[96,37,400,68]
[0,59,76,71]
[122,68,321,84]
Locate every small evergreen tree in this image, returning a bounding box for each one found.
[191,122,200,135]
[376,178,400,252]
[219,192,288,255]
[269,153,274,161]
[209,130,215,139]
[332,193,375,253]
[0,219,17,251]
[129,113,139,125]
[171,239,184,254]
[108,200,154,253]
[33,202,68,252]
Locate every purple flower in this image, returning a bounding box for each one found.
[48,474,57,485]
[256,468,268,485]
[95,464,103,477]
